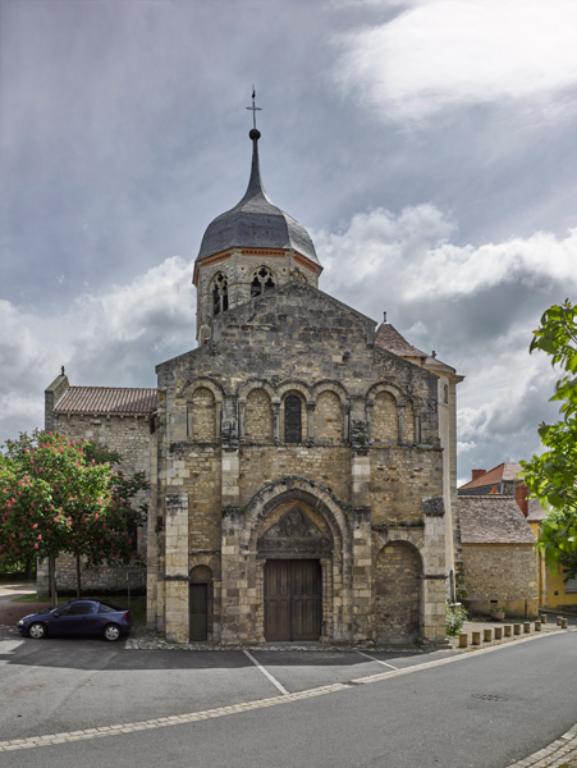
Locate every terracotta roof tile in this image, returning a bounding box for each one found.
[459,462,522,491]
[457,496,536,545]
[54,386,157,416]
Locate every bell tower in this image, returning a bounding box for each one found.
[193,93,322,342]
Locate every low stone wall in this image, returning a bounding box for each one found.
[37,554,146,596]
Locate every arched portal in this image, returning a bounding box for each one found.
[374,541,422,645]
[258,503,331,642]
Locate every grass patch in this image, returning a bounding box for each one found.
[14,593,45,603]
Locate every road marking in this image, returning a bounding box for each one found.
[355,650,398,670]
[243,649,289,695]
[0,629,567,754]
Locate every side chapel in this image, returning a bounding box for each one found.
[45,113,462,646]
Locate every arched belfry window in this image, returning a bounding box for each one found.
[284,394,302,444]
[251,266,275,298]
[212,273,228,316]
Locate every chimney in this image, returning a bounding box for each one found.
[471,468,486,481]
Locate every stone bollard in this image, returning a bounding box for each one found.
[561,618,568,629]
[494,627,503,640]
[513,624,522,635]
[504,625,512,638]
[472,631,481,646]
[483,629,493,643]
[458,633,468,648]
[523,622,531,634]
[534,621,542,631]
[556,616,563,626]
[540,614,548,624]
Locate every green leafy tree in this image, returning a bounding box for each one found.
[0,432,147,602]
[521,299,577,580]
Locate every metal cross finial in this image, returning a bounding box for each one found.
[246,87,262,130]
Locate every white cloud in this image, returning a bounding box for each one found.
[1,206,574,481]
[335,0,577,121]
[0,257,195,440]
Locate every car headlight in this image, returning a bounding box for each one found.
[18,620,24,626]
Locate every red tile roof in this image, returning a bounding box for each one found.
[459,462,522,491]
[457,496,536,545]
[54,386,157,416]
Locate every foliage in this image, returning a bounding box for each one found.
[446,602,467,636]
[0,432,147,592]
[521,300,577,580]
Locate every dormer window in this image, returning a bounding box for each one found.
[212,273,228,316]
[251,266,275,298]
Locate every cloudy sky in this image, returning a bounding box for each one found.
[2,0,576,483]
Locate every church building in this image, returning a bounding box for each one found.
[45,116,462,646]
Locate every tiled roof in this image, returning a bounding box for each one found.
[375,323,428,359]
[527,498,548,522]
[54,386,157,416]
[457,496,536,545]
[459,462,522,491]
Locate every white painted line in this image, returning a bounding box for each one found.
[356,650,398,670]
[243,649,289,695]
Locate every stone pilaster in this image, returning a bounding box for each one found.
[421,497,447,642]
[164,493,189,643]
[352,507,372,643]
[220,506,246,644]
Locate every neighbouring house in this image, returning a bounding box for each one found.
[456,495,538,618]
[459,463,577,612]
[527,499,577,611]
[38,383,155,595]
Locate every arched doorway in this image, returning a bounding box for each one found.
[189,565,212,641]
[258,505,332,642]
[374,541,422,645]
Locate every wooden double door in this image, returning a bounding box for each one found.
[264,559,322,641]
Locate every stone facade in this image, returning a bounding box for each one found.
[149,281,449,646]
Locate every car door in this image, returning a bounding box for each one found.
[63,602,98,636]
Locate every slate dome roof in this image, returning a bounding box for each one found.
[196,130,319,266]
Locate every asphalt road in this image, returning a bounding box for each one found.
[0,631,576,768]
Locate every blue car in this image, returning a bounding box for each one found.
[18,599,132,642]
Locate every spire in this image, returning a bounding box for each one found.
[241,89,266,202]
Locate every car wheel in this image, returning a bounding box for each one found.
[28,622,46,640]
[103,624,121,642]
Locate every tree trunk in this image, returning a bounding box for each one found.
[75,553,82,598]
[48,554,58,607]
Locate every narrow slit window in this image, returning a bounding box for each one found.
[284,394,302,443]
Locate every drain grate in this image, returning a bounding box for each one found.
[472,692,509,702]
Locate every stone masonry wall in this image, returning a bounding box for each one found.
[462,544,538,618]
[152,281,446,644]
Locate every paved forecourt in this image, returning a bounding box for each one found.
[0,630,576,768]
